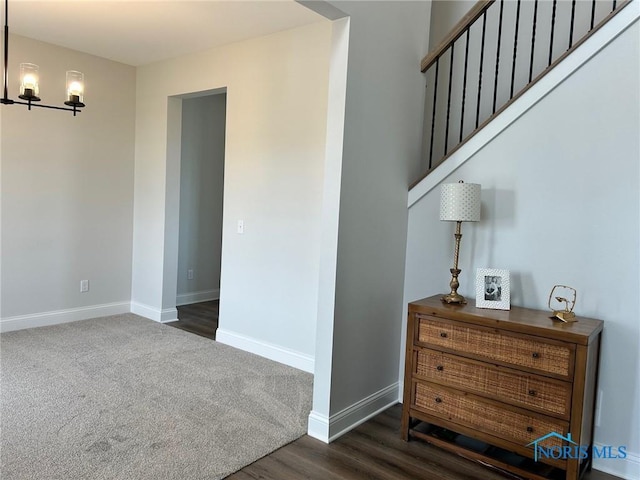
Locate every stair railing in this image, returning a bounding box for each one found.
[416,0,632,186]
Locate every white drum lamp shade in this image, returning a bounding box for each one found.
[440,182,481,222]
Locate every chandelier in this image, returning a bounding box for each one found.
[1,0,85,116]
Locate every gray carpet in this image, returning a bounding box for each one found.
[0,314,313,479]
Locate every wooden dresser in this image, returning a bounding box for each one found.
[401,295,603,480]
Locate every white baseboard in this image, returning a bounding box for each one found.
[0,301,131,333]
[307,411,331,443]
[593,444,640,480]
[216,328,314,373]
[176,289,219,306]
[307,383,400,443]
[130,302,178,323]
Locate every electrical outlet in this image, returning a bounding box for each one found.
[80,279,89,293]
[187,269,194,280]
[237,220,244,234]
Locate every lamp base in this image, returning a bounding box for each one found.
[442,265,466,305]
[441,292,467,304]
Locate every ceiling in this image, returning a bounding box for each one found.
[7,1,326,66]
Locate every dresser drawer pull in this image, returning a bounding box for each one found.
[440,332,448,338]
[526,426,534,433]
[436,365,444,371]
[528,389,537,396]
[435,397,442,404]
[532,352,540,359]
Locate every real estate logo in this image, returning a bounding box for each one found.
[526,432,627,462]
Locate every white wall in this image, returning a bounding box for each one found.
[0,35,136,331]
[404,21,639,479]
[309,0,431,441]
[176,94,226,305]
[429,0,474,49]
[131,21,331,368]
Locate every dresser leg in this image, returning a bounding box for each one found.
[401,411,410,441]
[566,458,579,480]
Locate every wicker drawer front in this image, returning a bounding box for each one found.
[418,317,572,377]
[416,349,572,418]
[414,383,568,449]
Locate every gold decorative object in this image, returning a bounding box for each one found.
[548,285,577,322]
[439,181,481,304]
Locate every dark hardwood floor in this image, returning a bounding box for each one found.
[169,300,218,340]
[170,304,620,480]
[226,405,622,480]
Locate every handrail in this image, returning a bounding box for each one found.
[421,0,494,73]
[417,0,632,181]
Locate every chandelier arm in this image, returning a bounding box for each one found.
[13,100,81,114]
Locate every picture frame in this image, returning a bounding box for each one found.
[476,268,510,310]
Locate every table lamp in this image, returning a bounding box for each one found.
[440,180,481,304]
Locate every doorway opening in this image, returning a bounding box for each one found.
[169,92,226,339]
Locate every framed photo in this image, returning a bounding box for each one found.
[476,268,510,310]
